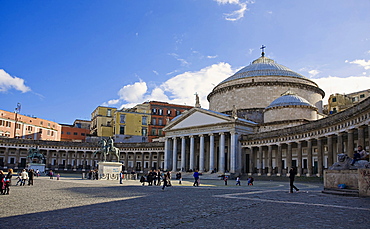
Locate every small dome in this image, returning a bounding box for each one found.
[219,56,307,85]
[266,93,314,110]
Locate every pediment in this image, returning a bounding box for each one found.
[169,110,230,130]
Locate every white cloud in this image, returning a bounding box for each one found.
[153,70,159,75]
[348,59,370,70]
[0,69,31,93]
[102,99,120,106]
[169,53,189,66]
[207,55,218,59]
[214,0,254,21]
[308,69,320,78]
[313,75,370,104]
[117,80,148,103]
[104,63,234,109]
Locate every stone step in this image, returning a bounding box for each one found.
[322,188,359,197]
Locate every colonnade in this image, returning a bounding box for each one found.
[164,131,241,173]
[243,124,370,176]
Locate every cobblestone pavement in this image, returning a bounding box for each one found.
[1,176,370,228]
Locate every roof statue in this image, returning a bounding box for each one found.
[195,92,201,108]
[260,45,266,57]
[232,105,238,119]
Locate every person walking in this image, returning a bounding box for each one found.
[3,168,13,195]
[20,169,28,186]
[193,170,200,187]
[162,174,169,190]
[0,170,5,195]
[289,167,299,193]
[236,176,241,186]
[224,175,228,185]
[28,169,34,186]
[49,170,54,179]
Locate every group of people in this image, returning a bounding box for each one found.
[139,170,171,188]
[223,175,254,186]
[16,169,36,186]
[87,169,99,180]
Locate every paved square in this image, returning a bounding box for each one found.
[1,176,370,228]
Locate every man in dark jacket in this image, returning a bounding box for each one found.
[289,167,299,193]
[28,169,35,186]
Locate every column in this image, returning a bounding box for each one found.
[307,139,313,176]
[172,137,178,172]
[189,136,195,171]
[141,152,145,172]
[209,134,215,172]
[327,135,334,168]
[164,138,170,171]
[277,144,282,176]
[219,133,225,173]
[83,151,87,170]
[317,138,323,177]
[149,152,153,170]
[181,137,186,172]
[156,152,161,170]
[229,131,237,173]
[267,145,272,176]
[133,152,137,170]
[124,152,128,171]
[337,132,343,154]
[286,143,292,173]
[199,135,205,172]
[249,147,255,175]
[258,146,263,175]
[358,126,365,148]
[297,141,303,176]
[347,129,354,156]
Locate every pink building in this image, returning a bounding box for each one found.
[0,109,61,141]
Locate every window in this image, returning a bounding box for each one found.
[158,129,163,136]
[76,123,81,128]
[74,132,78,135]
[142,116,147,125]
[152,108,157,114]
[120,125,125,135]
[167,109,171,116]
[142,127,147,136]
[176,110,181,116]
[360,94,365,98]
[158,109,163,115]
[120,114,126,123]
[332,97,336,102]
[67,132,71,135]
[152,118,156,125]
[158,118,163,126]
[151,128,157,136]
[81,133,85,136]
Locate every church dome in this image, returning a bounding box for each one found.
[266,91,315,110]
[219,56,307,85]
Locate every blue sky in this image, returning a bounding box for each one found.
[1,0,370,124]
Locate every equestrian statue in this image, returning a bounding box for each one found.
[27,146,45,164]
[93,137,120,162]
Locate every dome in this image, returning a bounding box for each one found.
[266,91,315,110]
[219,56,307,85]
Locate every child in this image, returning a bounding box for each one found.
[16,173,23,186]
[247,176,254,185]
[224,175,228,185]
[57,173,60,180]
[236,176,241,186]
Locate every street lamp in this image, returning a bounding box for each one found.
[13,103,21,138]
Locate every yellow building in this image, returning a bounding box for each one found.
[328,89,370,114]
[90,106,117,137]
[90,105,151,142]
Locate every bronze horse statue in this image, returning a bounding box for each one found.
[27,147,45,163]
[93,138,120,162]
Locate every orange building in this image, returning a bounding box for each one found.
[61,120,91,142]
[146,101,193,142]
[0,109,61,141]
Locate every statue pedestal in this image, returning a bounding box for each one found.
[27,163,46,173]
[98,162,122,180]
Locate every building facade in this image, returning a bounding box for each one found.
[146,101,193,142]
[61,120,91,142]
[0,109,61,141]
[328,89,370,114]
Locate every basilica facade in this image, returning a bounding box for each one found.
[163,51,370,177]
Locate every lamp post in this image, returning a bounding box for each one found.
[13,103,21,138]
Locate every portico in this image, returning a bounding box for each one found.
[163,108,255,174]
